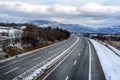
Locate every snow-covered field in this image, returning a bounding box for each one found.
[90,39,120,80]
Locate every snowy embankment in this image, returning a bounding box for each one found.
[90,39,120,80]
[98,41,120,56]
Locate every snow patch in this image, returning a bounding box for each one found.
[90,39,120,80]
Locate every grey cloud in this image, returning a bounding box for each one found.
[0,2,120,27]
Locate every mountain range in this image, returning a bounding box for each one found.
[29,20,120,34]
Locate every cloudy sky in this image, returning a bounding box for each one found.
[0,0,120,28]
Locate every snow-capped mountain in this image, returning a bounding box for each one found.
[29,20,95,33]
[30,20,120,34]
[96,26,120,34]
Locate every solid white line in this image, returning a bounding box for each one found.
[4,67,19,75]
[65,76,69,80]
[33,56,41,61]
[73,60,77,65]
[88,41,92,80]
[42,36,79,80]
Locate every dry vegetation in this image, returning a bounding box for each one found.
[104,40,120,50]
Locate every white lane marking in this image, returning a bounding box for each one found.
[78,53,81,56]
[73,60,77,65]
[4,67,19,75]
[65,76,69,80]
[48,51,53,54]
[33,56,41,61]
[0,61,17,69]
[88,41,92,80]
[42,36,79,80]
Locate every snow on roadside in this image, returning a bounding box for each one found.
[90,39,120,80]
[98,40,120,56]
[24,52,62,80]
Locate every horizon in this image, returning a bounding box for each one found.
[0,0,120,28]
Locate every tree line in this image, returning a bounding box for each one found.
[21,24,70,47]
[0,23,70,52]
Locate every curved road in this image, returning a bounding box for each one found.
[42,36,105,80]
[0,35,105,80]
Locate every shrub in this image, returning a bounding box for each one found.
[6,46,23,56]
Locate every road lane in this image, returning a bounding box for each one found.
[89,41,105,80]
[70,37,89,80]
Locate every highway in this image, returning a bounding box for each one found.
[0,35,78,80]
[42,36,105,80]
[0,35,105,80]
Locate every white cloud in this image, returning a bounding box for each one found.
[0,2,50,15]
[0,2,120,28]
[79,3,120,19]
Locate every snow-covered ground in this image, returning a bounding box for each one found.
[98,40,120,56]
[0,27,22,38]
[0,26,23,52]
[90,39,120,80]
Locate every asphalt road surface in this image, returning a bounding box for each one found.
[42,36,105,80]
[0,35,105,80]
